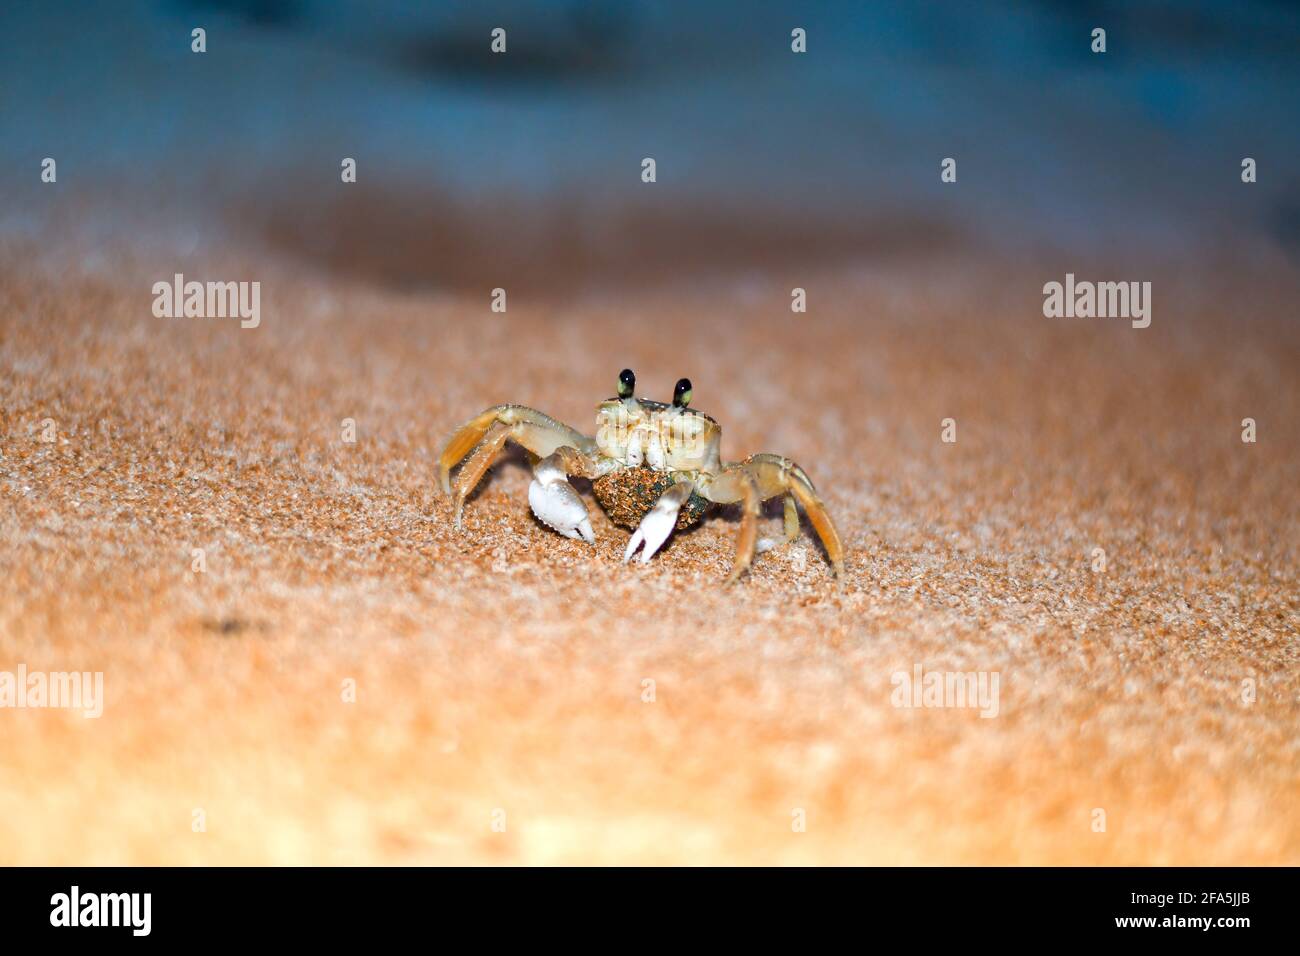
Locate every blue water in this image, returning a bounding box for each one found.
[1,0,1296,256]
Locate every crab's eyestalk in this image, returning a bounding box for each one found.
[673,378,693,408]
[617,368,636,399]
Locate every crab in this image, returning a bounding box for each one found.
[437,370,844,583]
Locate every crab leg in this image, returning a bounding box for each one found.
[756,495,801,554]
[437,404,598,529]
[448,420,511,529]
[623,480,695,565]
[699,454,844,579]
[722,474,761,585]
[438,404,595,495]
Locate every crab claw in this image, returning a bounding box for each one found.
[529,459,595,543]
[623,481,693,566]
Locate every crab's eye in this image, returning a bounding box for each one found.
[673,378,693,408]
[617,368,636,399]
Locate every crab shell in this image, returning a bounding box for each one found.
[594,397,723,474]
[588,397,720,529]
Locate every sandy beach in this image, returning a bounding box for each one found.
[1,224,1295,864]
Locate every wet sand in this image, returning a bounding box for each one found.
[1,234,1296,864]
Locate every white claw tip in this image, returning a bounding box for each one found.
[529,477,595,543]
[623,529,644,564]
[624,504,679,566]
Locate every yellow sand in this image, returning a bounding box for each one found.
[1,242,1296,864]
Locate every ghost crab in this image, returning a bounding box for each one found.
[438,370,844,584]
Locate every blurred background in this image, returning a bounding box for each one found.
[2,0,1297,293]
